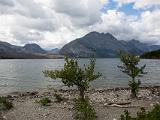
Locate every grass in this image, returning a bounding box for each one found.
[53,93,64,103]
[73,97,97,120]
[37,97,51,106]
[0,97,13,110]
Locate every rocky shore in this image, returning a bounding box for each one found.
[1,86,160,120]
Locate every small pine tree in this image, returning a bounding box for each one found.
[43,56,101,101]
[118,53,146,98]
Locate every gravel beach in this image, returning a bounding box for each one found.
[1,86,160,120]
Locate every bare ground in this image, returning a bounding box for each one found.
[1,86,160,120]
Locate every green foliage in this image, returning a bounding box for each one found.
[54,93,63,103]
[141,49,160,59]
[129,80,141,98]
[38,97,51,106]
[118,53,146,98]
[43,56,101,100]
[74,97,97,120]
[0,97,13,110]
[43,57,100,119]
[120,104,160,120]
[120,110,132,120]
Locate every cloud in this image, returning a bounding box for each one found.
[52,0,103,27]
[93,10,137,39]
[0,0,106,48]
[0,0,159,49]
[0,0,15,14]
[114,0,160,9]
[0,0,15,7]
[134,10,160,43]
[93,9,160,44]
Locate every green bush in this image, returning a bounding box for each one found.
[118,53,146,98]
[0,97,13,110]
[120,104,160,120]
[54,93,63,103]
[38,97,51,106]
[43,57,101,101]
[129,80,141,98]
[73,97,97,120]
[43,57,101,119]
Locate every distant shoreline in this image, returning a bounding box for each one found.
[0,57,117,59]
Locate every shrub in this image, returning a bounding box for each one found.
[38,97,51,106]
[118,53,146,98]
[43,56,101,101]
[0,97,13,110]
[129,80,141,98]
[74,97,97,120]
[43,57,101,119]
[54,93,63,103]
[120,104,160,120]
[120,110,132,120]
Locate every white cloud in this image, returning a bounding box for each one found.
[134,0,160,9]
[93,9,160,44]
[133,10,160,43]
[51,0,103,27]
[0,0,106,48]
[0,0,160,49]
[114,0,160,9]
[93,10,137,40]
[0,0,14,7]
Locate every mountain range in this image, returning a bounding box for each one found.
[0,41,61,59]
[60,32,160,58]
[1,31,160,59]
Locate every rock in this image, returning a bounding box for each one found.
[3,116,6,119]
[104,103,108,106]
[42,92,51,96]
[19,91,39,97]
[30,91,38,96]
[6,95,12,99]
[0,112,3,119]
[43,113,50,118]
[150,103,154,107]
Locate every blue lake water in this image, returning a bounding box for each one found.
[0,59,160,94]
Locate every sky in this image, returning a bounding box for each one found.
[0,0,160,49]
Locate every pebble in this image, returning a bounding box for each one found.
[150,103,154,107]
[3,116,6,119]
[1,87,160,120]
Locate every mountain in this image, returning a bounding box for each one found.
[141,49,160,59]
[48,48,60,54]
[0,41,60,59]
[22,43,47,54]
[60,32,160,58]
[120,39,149,53]
[60,32,129,57]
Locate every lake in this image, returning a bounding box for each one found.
[0,59,160,94]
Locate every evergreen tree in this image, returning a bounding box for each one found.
[118,53,146,98]
[43,57,101,100]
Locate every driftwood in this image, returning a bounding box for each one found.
[106,104,140,108]
[104,101,140,108]
[107,101,131,105]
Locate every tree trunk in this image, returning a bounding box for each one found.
[131,90,137,98]
[130,77,137,98]
[79,87,85,101]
